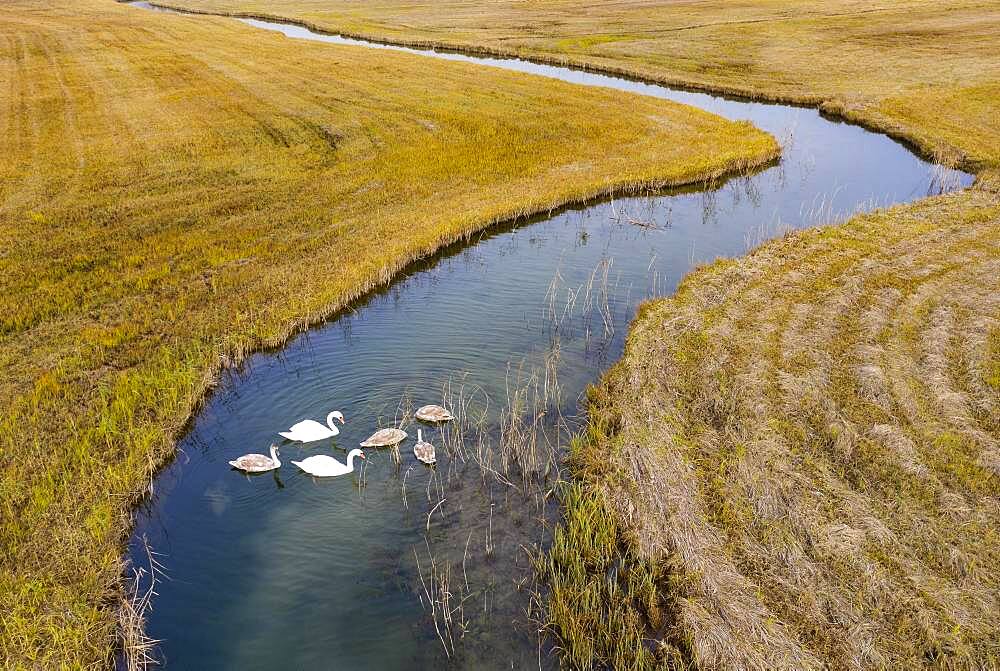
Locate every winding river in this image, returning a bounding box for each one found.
[124,2,973,668]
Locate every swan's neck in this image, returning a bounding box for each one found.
[347,452,359,470]
[270,446,280,466]
[327,412,338,430]
[417,429,423,442]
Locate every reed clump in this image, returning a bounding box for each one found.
[0,1,782,667]
[403,361,566,663]
[536,367,691,671]
[554,188,1000,669]
[540,478,688,671]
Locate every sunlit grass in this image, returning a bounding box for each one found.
[0,0,779,666]
[162,0,1000,177]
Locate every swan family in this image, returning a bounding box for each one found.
[229,405,451,478]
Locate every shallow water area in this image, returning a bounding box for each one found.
[124,3,973,669]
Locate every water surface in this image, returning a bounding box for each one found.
[125,3,972,669]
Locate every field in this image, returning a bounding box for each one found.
[551,188,1000,669]
[160,0,1000,179]
[548,191,1000,669]
[0,1,780,667]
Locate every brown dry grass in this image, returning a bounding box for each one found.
[559,188,1000,669]
[0,1,779,667]
[160,0,1000,178]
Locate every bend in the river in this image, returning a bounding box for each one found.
[122,3,973,669]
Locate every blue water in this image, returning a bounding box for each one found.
[124,3,972,669]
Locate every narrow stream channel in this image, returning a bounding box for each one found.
[124,3,973,669]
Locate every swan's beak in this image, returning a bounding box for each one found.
[359,452,366,460]
[337,415,346,424]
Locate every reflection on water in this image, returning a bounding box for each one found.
[124,3,972,669]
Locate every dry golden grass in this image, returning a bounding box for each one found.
[161,0,1000,176]
[0,0,779,667]
[556,188,1000,669]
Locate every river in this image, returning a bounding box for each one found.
[124,3,972,668]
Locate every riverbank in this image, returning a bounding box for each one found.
[553,187,1000,669]
[0,1,780,666]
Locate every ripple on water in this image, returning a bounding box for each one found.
[123,3,973,669]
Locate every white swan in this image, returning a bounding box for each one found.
[229,445,281,473]
[292,449,365,477]
[279,411,345,443]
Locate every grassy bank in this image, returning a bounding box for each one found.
[549,189,1000,669]
[0,0,779,666]
[160,0,1000,179]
